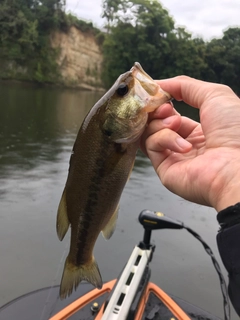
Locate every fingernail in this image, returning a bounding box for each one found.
[176,137,192,149]
[162,117,172,125]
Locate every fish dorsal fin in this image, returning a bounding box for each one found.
[56,188,70,241]
[102,205,119,240]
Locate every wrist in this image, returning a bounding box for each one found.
[212,181,240,212]
[208,157,240,212]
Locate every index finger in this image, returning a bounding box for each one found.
[156,76,237,110]
[148,101,179,123]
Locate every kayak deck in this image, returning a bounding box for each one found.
[0,282,220,320]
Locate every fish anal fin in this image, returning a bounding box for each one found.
[102,205,119,240]
[56,188,70,241]
[60,256,102,299]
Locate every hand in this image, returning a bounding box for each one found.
[141,76,240,212]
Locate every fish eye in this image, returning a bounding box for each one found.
[116,83,129,97]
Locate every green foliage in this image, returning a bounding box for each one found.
[102,0,176,87]
[0,0,105,84]
[62,13,99,34]
[102,0,240,94]
[60,13,105,46]
[0,0,65,83]
[34,62,44,83]
[101,0,208,87]
[162,28,208,79]
[205,28,240,92]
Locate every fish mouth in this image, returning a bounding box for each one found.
[131,62,171,113]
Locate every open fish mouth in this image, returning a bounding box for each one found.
[131,62,172,112]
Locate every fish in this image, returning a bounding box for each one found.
[56,62,171,299]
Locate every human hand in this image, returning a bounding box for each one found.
[141,76,240,212]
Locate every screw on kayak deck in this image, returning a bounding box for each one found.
[91,301,99,313]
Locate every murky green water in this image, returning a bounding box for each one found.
[0,82,237,318]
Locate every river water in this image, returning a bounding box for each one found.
[0,82,237,319]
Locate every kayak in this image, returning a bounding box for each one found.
[0,210,229,320]
[0,282,221,320]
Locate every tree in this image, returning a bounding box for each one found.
[205,27,240,93]
[102,0,127,31]
[101,0,175,87]
[162,28,208,79]
[101,0,210,87]
[0,0,65,82]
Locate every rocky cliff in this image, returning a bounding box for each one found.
[50,26,104,91]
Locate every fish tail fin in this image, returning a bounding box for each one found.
[60,255,103,299]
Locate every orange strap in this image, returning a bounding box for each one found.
[135,282,191,320]
[49,280,116,320]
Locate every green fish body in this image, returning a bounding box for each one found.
[57,62,171,299]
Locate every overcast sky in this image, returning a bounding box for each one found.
[66,0,240,40]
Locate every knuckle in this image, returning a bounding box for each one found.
[175,75,191,81]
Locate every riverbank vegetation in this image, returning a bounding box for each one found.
[0,0,102,83]
[0,0,239,94]
[101,0,240,94]
[0,0,64,83]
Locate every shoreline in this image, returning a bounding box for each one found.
[0,78,105,92]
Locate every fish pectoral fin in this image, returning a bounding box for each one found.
[60,256,102,299]
[102,205,119,240]
[56,188,70,241]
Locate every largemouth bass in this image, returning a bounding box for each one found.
[57,62,171,299]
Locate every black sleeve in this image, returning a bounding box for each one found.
[217,203,240,316]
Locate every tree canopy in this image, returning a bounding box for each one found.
[101,0,240,94]
[0,0,67,82]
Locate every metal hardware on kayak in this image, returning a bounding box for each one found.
[139,209,230,320]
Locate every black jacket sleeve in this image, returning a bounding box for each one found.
[217,203,240,316]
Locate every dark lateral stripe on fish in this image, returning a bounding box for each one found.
[75,143,109,266]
